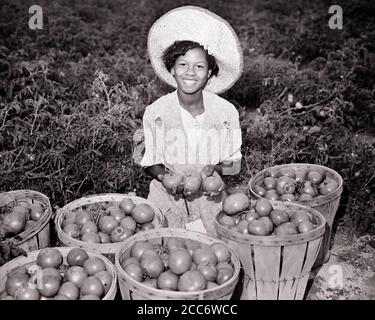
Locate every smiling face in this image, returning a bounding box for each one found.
[171,47,212,95]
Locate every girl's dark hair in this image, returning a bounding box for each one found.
[162,40,219,79]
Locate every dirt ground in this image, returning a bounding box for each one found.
[305,224,375,300]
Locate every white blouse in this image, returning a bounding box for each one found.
[139,90,242,167]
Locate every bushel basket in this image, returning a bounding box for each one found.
[215,201,326,300]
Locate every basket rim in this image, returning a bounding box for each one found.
[0,190,52,245]
[214,200,326,246]
[114,228,241,299]
[0,246,117,300]
[55,193,164,252]
[248,163,343,206]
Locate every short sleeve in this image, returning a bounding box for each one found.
[139,109,164,167]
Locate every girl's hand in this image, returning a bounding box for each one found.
[200,165,215,180]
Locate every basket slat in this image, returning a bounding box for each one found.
[278,243,307,299]
[254,246,281,300]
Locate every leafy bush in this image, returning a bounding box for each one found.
[0,0,374,247]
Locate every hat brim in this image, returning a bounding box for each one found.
[147,6,243,94]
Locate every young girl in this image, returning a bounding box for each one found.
[138,6,243,235]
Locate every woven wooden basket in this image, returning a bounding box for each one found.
[215,201,326,300]
[0,246,117,300]
[115,228,241,300]
[248,163,343,267]
[0,190,52,252]
[55,193,165,261]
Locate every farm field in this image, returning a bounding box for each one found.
[0,0,374,299]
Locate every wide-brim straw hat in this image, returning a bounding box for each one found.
[147,6,243,94]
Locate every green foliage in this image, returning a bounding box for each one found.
[0,0,374,244]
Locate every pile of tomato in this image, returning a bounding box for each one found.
[252,166,339,202]
[61,198,156,244]
[120,237,235,292]
[1,248,113,300]
[217,194,320,236]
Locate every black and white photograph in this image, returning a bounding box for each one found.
[0,0,374,306]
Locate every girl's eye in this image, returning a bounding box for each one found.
[179,63,186,66]
[197,65,204,69]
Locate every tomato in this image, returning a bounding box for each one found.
[119,216,137,232]
[307,170,325,184]
[42,267,63,282]
[319,178,338,195]
[9,265,28,276]
[166,238,186,252]
[274,222,298,236]
[140,249,164,278]
[258,217,273,233]
[278,168,296,179]
[162,173,183,191]
[63,223,80,239]
[119,198,135,215]
[106,206,125,223]
[270,209,289,226]
[57,281,79,300]
[184,239,201,256]
[130,241,153,259]
[216,262,233,273]
[300,181,317,197]
[247,219,270,236]
[242,209,259,222]
[124,263,144,282]
[263,177,276,190]
[216,268,233,285]
[207,281,218,289]
[177,270,206,291]
[276,176,296,195]
[74,210,92,226]
[253,185,266,197]
[295,168,308,182]
[80,221,98,235]
[37,248,63,269]
[210,243,231,263]
[265,189,279,201]
[38,275,61,297]
[2,211,27,235]
[98,231,111,243]
[142,278,158,289]
[11,205,29,216]
[15,285,40,300]
[235,220,249,234]
[182,170,202,194]
[5,273,30,296]
[168,249,192,275]
[94,270,113,294]
[280,193,296,202]
[120,257,140,270]
[140,222,155,231]
[222,193,250,215]
[217,212,236,227]
[83,257,106,276]
[197,262,217,281]
[30,203,44,222]
[157,271,178,291]
[254,198,273,217]
[64,266,88,288]
[98,216,119,235]
[81,231,101,243]
[131,204,155,224]
[202,176,222,193]
[193,247,217,265]
[298,220,314,233]
[67,248,89,267]
[298,193,314,201]
[291,211,312,226]
[110,226,134,242]
[80,276,105,298]
[54,294,72,300]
